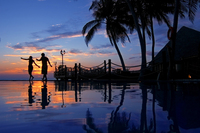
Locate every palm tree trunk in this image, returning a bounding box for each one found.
[140,82,148,132]
[140,17,147,79]
[150,15,155,71]
[168,0,180,79]
[111,31,126,71]
[125,0,147,78]
[152,85,156,133]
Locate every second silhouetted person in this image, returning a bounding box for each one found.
[37,53,52,81]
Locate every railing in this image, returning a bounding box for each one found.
[54,55,200,80]
[54,59,142,80]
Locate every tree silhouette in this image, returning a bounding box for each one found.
[82,0,133,71]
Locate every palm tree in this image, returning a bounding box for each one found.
[82,0,133,71]
[124,0,200,79]
[168,0,200,79]
[145,0,173,72]
[124,0,147,79]
[83,109,103,133]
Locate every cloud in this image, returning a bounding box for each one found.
[30,31,82,44]
[87,44,116,56]
[34,31,82,43]
[46,24,66,35]
[129,57,138,59]
[146,51,152,56]
[65,48,116,57]
[129,53,141,60]
[51,55,77,62]
[6,21,84,57]
[4,54,31,57]
[97,50,116,56]
[64,58,77,62]
[68,49,83,55]
[6,43,61,54]
[89,44,112,50]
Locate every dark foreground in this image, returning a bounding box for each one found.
[0,80,200,133]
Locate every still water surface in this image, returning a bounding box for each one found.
[0,80,200,133]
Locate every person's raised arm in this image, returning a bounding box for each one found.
[21,57,29,60]
[36,58,41,61]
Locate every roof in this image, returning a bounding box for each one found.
[154,26,200,63]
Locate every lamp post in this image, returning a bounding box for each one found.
[60,50,65,66]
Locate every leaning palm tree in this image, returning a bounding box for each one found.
[124,0,147,79]
[145,0,173,71]
[82,0,133,71]
[124,0,199,79]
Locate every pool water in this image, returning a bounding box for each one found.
[0,80,200,133]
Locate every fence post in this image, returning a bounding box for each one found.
[108,59,111,79]
[108,81,112,103]
[75,63,77,80]
[65,65,67,80]
[74,80,77,102]
[104,60,106,74]
[78,63,81,80]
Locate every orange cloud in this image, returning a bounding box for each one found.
[4,54,31,57]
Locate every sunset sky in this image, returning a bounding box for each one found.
[1,0,200,80]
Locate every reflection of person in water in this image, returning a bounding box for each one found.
[28,80,35,106]
[36,53,52,81]
[21,56,40,80]
[41,81,51,109]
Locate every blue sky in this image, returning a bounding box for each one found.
[0,0,200,80]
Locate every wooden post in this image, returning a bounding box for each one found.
[65,65,67,80]
[78,81,81,102]
[104,60,106,74]
[78,63,81,80]
[108,81,112,103]
[75,63,77,80]
[75,80,77,102]
[104,82,107,102]
[108,59,111,79]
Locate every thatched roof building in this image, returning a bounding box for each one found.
[154,26,200,63]
[153,26,200,79]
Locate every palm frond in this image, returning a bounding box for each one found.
[186,0,199,22]
[84,22,101,46]
[82,20,101,35]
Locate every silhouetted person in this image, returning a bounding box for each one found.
[36,53,52,81]
[21,56,40,80]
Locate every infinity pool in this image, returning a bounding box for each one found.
[0,80,200,133]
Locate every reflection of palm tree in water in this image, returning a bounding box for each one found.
[82,83,156,133]
[41,81,51,109]
[128,83,154,133]
[139,83,154,133]
[83,109,103,133]
[108,84,132,133]
[83,84,131,133]
[167,83,180,133]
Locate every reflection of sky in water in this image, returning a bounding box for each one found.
[0,81,200,133]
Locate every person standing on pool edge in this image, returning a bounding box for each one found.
[36,53,52,81]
